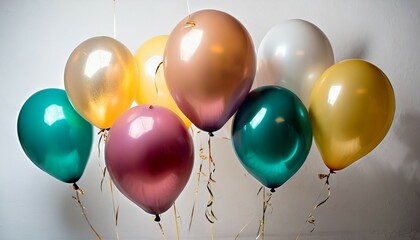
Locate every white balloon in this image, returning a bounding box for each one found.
[256,19,334,107]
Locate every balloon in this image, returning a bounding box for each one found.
[134,35,191,127]
[64,36,139,129]
[17,88,93,183]
[257,19,334,108]
[232,86,312,191]
[105,105,194,217]
[164,9,256,133]
[309,59,395,171]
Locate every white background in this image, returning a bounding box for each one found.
[1,1,420,239]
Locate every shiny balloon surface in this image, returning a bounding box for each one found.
[65,36,139,129]
[232,86,312,189]
[164,9,256,132]
[309,59,395,171]
[257,19,334,108]
[105,105,194,215]
[17,88,93,183]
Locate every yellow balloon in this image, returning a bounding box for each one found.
[134,35,191,127]
[309,59,395,171]
[64,36,139,129]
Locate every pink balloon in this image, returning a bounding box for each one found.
[105,105,194,219]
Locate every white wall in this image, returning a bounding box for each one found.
[1,1,420,239]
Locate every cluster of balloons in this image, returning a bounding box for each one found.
[232,19,395,192]
[17,9,395,223]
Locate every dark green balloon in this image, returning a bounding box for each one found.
[17,88,93,183]
[232,86,312,190]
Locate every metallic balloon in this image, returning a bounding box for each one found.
[164,9,256,133]
[17,88,93,183]
[134,35,191,127]
[232,86,312,190]
[257,19,334,108]
[105,105,194,216]
[309,59,395,171]
[64,36,139,129]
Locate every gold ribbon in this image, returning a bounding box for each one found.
[96,130,120,240]
[109,178,120,240]
[295,170,335,240]
[256,187,272,240]
[97,128,109,159]
[188,136,207,231]
[173,203,181,240]
[205,134,217,225]
[71,183,103,240]
[157,220,166,240]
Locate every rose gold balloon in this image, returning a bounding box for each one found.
[164,9,256,133]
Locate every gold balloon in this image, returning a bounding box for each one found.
[64,36,139,129]
[134,35,191,127]
[309,59,395,171]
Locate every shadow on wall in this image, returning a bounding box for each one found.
[338,34,370,62]
[393,111,420,185]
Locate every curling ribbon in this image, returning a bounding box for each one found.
[295,170,335,240]
[71,183,103,240]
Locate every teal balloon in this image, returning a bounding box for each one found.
[17,88,93,183]
[232,86,312,191]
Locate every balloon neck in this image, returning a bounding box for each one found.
[154,214,161,222]
[329,169,336,175]
[149,105,154,109]
[208,132,214,137]
[270,188,276,193]
[73,183,79,191]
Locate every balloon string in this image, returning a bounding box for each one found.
[256,187,272,240]
[295,170,335,240]
[109,178,120,240]
[152,62,163,106]
[97,128,109,159]
[157,221,166,240]
[188,139,207,231]
[210,222,215,240]
[71,183,103,240]
[97,128,109,192]
[173,203,181,240]
[205,135,217,225]
[186,0,191,16]
[113,0,117,39]
[100,167,107,192]
[96,129,120,240]
[185,0,195,27]
[235,186,264,240]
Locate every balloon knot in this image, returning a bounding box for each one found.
[184,21,195,28]
[329,169,336,174]
[209,132,214,137]
[270,188,276,193]
[149,105,154,109]
[154,214,161,222]
[73,183,79,191]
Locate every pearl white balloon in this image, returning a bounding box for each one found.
[256,19,334,108]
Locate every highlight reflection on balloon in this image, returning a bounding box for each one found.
[309,59,395,171]
[64,36,139,129]
[134,35,191,127]
[164,9,256,132]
